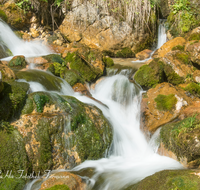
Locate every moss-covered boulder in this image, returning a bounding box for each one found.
[160,116,200,168]
[134,59,165,89]
[184,82,200,98]
[65,52,103,82]
[42,54,65,64]
[47,62,67,77]
[141,82,193,133]
[126,170,200,190]
[0,81,29,121]
[60,69,84,87]
[13,92,113,172]
[16,70,63,91]
[0,62,16,80]
[0,43,12,59]
[186,41,200,66]
[9,55,27,68]
[102,56,114,67]
[116,47,135,58]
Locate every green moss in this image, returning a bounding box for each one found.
[33,94,49,113]
[0,9,7,22]
[164,64,184,85]
[60,69,84,86]
[160,116,200,165]
[0,122,30,176]
[21,98,34,115]
[189,33,200,41]
[65,52,102,82]
[154,94,177,111]
[174,52,191,65]
[184,82,200,97]
[48,62,67,77]
[126,170,200,190]
[134,60,164,89]
[43,54,65,64]
[116,47,135,58]
[102,50,115,57]
[9,56,27,68]
[103,56,114,67]
[0,81,29,121]
[172,45,185,51]
[46,185,70,190]
[16,70,63,91]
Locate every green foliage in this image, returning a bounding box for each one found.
[171,0,191,14]
[46,185,70,190]
[172,45,185,51]
[9,56,27,68]
[184,82,200,98]
[174,52,190,64]
[33,94,49,113]
[154,94,177,111]
[0,9,7,22]
[116,47,135,58]
[0,178,26,190]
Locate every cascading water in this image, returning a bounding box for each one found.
[0,19,52,60]
[157,19,167,49]
[0,20,183,190]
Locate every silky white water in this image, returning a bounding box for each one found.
[0,20,183,190]
[0,19,52,60]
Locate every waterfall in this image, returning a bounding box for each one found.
[157,19,167,49]
[0,19,52,60]
[23,73,183,190]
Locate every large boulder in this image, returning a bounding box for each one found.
[141,82,194,133]
[12,92,113,172]
[126,170,200,190]
[186,41,200,66]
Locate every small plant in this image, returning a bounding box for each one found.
[33,94,49,113]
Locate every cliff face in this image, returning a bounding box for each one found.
[59,0,157,52]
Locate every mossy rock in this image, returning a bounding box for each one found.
[60,69,84,87]
[189,33,200,41]
[0,178,26,190]
[46,185,70,190]
[65,52,102,82]
[0,81,29,121]
[172,45,185,51]
[0,9,7,22]
[126,170,200,190]
[43,54,65,64]
[103,56,114,67]
[154,94,177,111]
[173,51,191,65]
[134,60,164,89]
[20,92,113,169]
[16,70,63,91]
[8,56,27,68]
[47,62,67,77]
[116,47,135,58]
[164,64,185,85]
[160,116,200,167]
[184,82,200,98]
[0,122,30,176]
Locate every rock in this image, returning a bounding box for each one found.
[135,49,152,60]
[158,0,171,18]
[0,81,29,121]
[188,27,200,41]
[186,42,200,66]
[26,57,48,65]
[102,56,114,67]
[159,116,200,168]
[0,44,12,59]
[134,59,165,89]
[30,28,40,38]
[39,171,86,190]
[162,50,194,78]
[126,170,200,190]
[16,70,64,91]
[152,37,186,59]
[12,92,113,172]
[73,83,91,96]
[0,62,16,80]
[9,55,27,68]
[61,69,84,87]
[22,32,32,41]
[42,54,65,64]
[141,82,193,133]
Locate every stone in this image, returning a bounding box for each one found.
[135,49,152,60]
[9,55,27,68]
[26,57,48,65]
[186,42,200,66]
[73,83,91,96]
[141,82,193,133]
[39,171,86,190]
[30,28,40,38]
[193,70,200,83]
[0,63,16,80]
[152,37,186,59]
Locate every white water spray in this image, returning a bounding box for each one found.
[0,19,52,60]
[157,19,167,49]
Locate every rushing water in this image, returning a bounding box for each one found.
[0,20,183,190]
[0,19,52,60]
